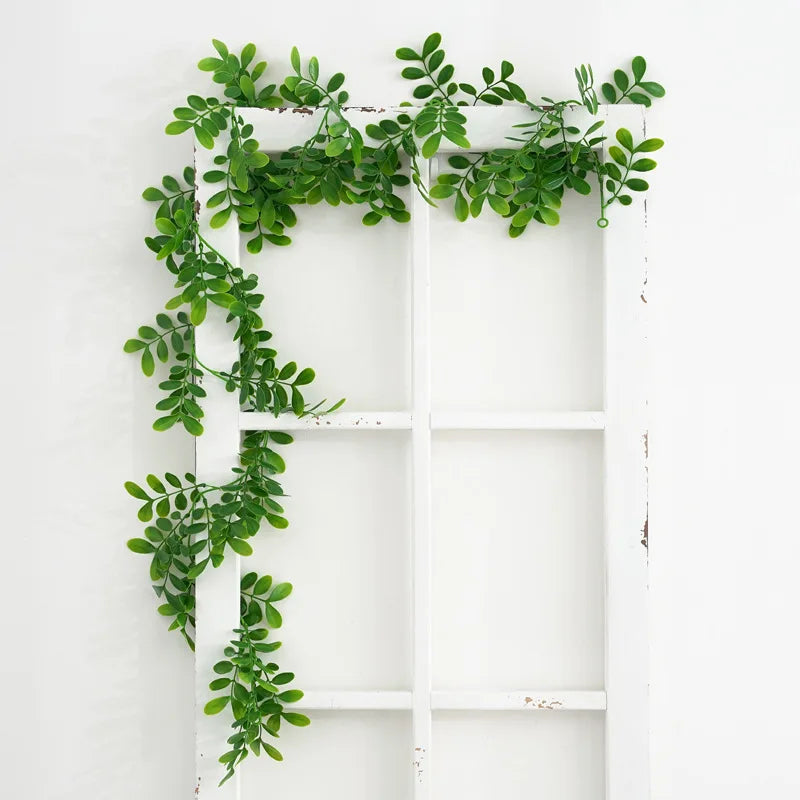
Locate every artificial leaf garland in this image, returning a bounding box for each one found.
[125,33,664,784]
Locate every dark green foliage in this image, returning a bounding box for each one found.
[600,56,666,106]
[126,34,665,784]
[125,432,292,649]
[206,571,309,784]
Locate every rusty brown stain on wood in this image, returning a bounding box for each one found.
[524,696,563,710]
[642,431,649,549]
[413,746,426,782]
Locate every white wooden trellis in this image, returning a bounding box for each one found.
[193,104,648,799]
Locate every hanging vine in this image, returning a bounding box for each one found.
[125,32,664,785]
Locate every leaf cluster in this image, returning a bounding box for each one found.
[125,431,293,649]
[126,33,666,782]
[205,570,309,785]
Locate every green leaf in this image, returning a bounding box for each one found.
[422,33,442,58]
[269,582,293,601]
[123,339,146,353]
[443,131,470,148]
[229,538,253,556]
[124,481,150,500]
[210,207,232,229]
[264,744,283,761]
[265,604,283,628]
[213,660,234,674]
[254,575,273,595]
[155,217,176,236]
[239,75,255,102]
[421,133,441,159]
[293,367,315,385]
[631,158,657,172]
[211,39,229,58]
[539,207,560,226]
[501,60,514,79]
[327,72,345,92]
[448,155,471,169]
[267,514,289,529]
[182,417,204,436]
[198,57,223,71]
[430,184,456,199]
[454,191,468,222]
[615,128,634,151]
[625,178,649,191]
[165,121,192,135]
[614,69,629,92]
[511,207,534,228]
[146,474,166,493]
[240,43,256,68]
[127,538,155,554]
[395,47,420,61]
[290,46,301,74]
[628,92,652,106]
[173,107,197,121]
[362,212,381,226]
[487,194,510,216]
[194,125,214,149]
[401,67,426,79]
[640,81,665,98]
[608,146,627,166]
[204,696,231,715]
[153,415,177,432]
[277,690,304,703]
[283,712,311,727]
[141,349,155,377]
[631,56,647,82]
[190,296,207,326]
[636,138,664,152]
[570,176,592,195]
[142,187,166,201]
[325,137,349,157]
[601,83,617,103]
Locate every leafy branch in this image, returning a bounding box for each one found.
[205,571,309,784]
[126,33,666,784]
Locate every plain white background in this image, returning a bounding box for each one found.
[2,0,800,797]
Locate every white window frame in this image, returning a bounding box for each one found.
[193,104,649,799]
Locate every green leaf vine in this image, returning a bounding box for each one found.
[125,33,665,784]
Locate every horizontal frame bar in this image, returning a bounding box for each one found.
[432,690,606,712]
[240,411,605,431]
[240,411,412,430]
[292,690,606,712]
[238,105,604,152]
[432,411,605,431]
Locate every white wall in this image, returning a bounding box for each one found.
[2,0,799,797]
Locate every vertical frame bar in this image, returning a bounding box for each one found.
[410,159,433,794]
[602,103,649,800]
[194,136,242,800]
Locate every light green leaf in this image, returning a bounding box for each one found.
[127,538,155,554]
[204,696,230,715]
[229,538,253,556]
[165,120,192,135]
[325,137,349,157]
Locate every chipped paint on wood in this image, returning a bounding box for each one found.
[413,746,426,783]
[524,696,564,710]
[642,431,649,549]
